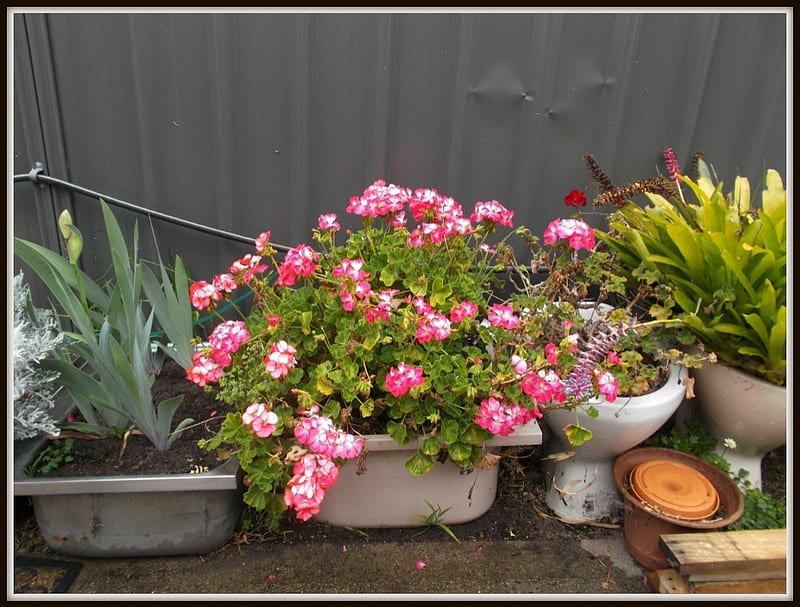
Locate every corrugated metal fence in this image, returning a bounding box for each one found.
[12,10,789,304]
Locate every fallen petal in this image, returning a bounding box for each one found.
[415,560,426,570]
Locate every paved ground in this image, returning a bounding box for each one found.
[14,526,654,597]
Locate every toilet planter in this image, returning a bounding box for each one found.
[13,390,243,559]
[612,447,744,570]
[315,419,542,528]
[692,363,786,489]
[541,364,687,523]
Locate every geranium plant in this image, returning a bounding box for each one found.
[189,180,695,525]
[499,188,701,447]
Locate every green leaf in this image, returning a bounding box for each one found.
[157,395,186,448]
[447,442,474,463]
[429,277,453,307]
[732,175,751,216]
[379,263,399,287]
[142,253,195,369]
[100,200,141,330]
[664,222,704,276]
[321,400,341,420]
[386,420,408,445]
[564,424,593,446]
[14,238,104,338]
[440,418,459,444]
[316,375,336,395]
[761,169,786,219]
[459,424,489,445]
[300,310,312,334]
[38,358,109,428]
[422,436,441,456]
[359,399,374,417]
[262,492,289,516]
[167,414,195,448]
[405,452,434,476]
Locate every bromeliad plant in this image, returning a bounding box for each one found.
[589,150,787,386]
[188,179,695,525]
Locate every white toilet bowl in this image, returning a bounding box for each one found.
[542,364,687,522]
[693,363,786,489]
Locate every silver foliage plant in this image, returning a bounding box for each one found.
[13,272,64,440]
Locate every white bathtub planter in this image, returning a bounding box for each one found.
[315,419,542,528]
[541,364,687,523]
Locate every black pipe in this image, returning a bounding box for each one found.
[14,166,293,252]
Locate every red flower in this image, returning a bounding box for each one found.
[564,189,587,207]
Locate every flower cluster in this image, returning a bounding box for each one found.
[188,179,690,525]
[497,187,700,444]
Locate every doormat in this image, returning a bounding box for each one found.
[14,555,83,594]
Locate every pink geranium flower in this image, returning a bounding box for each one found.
[284,453,340,521]
[318,213,340,231]
[474,396,540,436]
[385,362,425,397]
[487,304,521,330]
[595,370,619,402]
[242,403,280,438]
[543,218,595,250]
[450,301,478,323]
[189,280,220,310]
[264,340,297,378]
[415,311,452,343]
[277,244,319,286]
[186,351,224,387]
[470,199,515,227]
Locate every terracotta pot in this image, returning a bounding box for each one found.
[612,447,744,570]
[315,419,542,528]
[692,363,786,489]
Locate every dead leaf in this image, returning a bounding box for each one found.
[476,452,502,470]
[541,451,575,462]
[683,376,695,399]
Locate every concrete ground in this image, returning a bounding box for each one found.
[17,530,654,597]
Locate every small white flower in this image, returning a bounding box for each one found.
[723,438,737,450]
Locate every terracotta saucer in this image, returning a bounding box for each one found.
[629,459,720,520]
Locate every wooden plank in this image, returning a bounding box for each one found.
[647,567,787,595]
[648,569,691,594]
[686,568,787,583]
[659,529,786,575]
[690,578,787,594]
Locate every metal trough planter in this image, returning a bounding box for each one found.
[13,392,243,558]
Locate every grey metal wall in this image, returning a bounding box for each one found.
[12,11,788,301]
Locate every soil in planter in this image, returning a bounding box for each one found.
[30,360,227,478]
